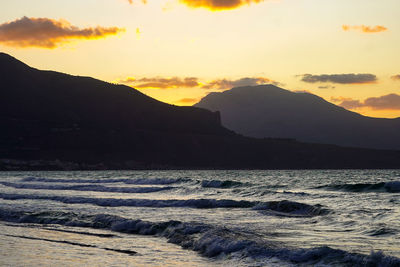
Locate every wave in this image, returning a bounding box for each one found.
[364,226,398,237]
[315,181,400,193]
[253,200,328,217]
[0,208,398,266]
[0,182,173,194]
[201,180,243,188]
[0,193,327,216]
[21,176,188,185]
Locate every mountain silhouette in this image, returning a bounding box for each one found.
[195,85,400,150]
[1,53,400,170]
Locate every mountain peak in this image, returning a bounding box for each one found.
[195,85,400,150]
[0,52,30,70]
[0,52,20,62]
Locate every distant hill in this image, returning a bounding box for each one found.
[1,53,400,170]
[195,85,400,150]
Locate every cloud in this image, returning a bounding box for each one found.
[202,77,280,89]
[391,75,400,81]
[120,76,278,89]
[337,99,364,110]
[179,0,265,11]
[126,0,264,11]
[330,96,353,103]
[364,94,400,110]
[332,94,400,110]
[120,77,200,89]
[0,16,124,48]
[300,73,377,84]
[176,97,200,104]
[342,25,387,33]
[318,85,336,89]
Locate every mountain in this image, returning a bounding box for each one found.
[1,53,400,170]
[195,85,400,150]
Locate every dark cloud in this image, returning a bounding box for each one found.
[342,25,387,33]
[120,77,200,89]
[300,73,377,84]
[364,94,400,110]
[318,86,336,89]
[179,0,265,11]
[0,16,124,48]
[332,94,400,110]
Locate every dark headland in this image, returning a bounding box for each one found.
[1,53,400,170]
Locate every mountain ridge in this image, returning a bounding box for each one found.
[195,85,400,150]
[1,53,400,170]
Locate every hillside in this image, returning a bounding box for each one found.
[1,53,400,170]
[195,85,400,150]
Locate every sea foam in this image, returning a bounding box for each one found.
[0,207,398,266]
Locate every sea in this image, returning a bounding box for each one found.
[0,170,399,266]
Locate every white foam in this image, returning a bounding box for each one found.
[0,207,398,266]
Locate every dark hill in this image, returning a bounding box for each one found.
[195,85,400,150]
[0,53,226,136]
[1,53,400,170]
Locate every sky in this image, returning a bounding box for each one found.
[1,0,400,118]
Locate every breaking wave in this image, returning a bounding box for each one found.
[0,193,327,217]
[315,181,400,193]
[0,181,173,194]
[0,208,398,266]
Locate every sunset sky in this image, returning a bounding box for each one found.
[1,0,399,118]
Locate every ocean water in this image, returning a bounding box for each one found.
[0,170,400,266]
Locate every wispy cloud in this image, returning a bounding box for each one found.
[300,73,377,84]
[0,16,124,49]
[318,86,336,89]
[332,98,364,110]
[120,77,200,89]
[391,75,400,81]
[342,25,387,33]
[175,97,201,104]
[331,94,400,110]
[201,77,280,89]
[179,0,265,11]
[120,76,279,89]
